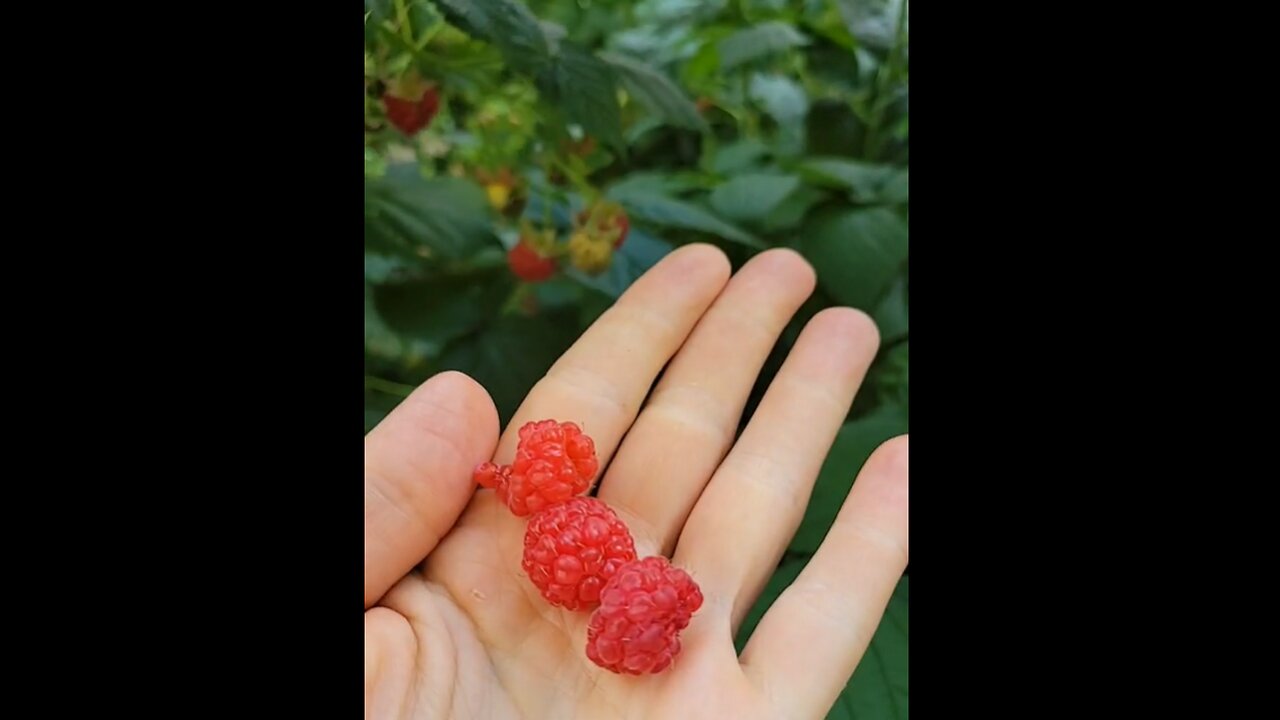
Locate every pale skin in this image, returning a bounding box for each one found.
[365,245,909,720]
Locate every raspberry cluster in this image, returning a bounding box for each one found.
[473,419,703,675]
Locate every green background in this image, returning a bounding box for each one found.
[365,1,907,716]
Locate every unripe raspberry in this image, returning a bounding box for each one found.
[585,556,704,675]
[568,231,612,274]
[522,497,637,610]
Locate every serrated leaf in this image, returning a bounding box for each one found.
[790,406,909,554]
[365,164,498,261]
[433,0,551,72]
[718,21,810,70]
[606,185,763,248]
[708,174,800,224]
[800,207,907,309]
[564,227,673,298]
[600,52,708,133]
[536,45,623,151]
[829,576,909,720]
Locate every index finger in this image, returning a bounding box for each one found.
[490,244,731,482]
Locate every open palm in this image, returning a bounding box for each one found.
[365,245,909,719]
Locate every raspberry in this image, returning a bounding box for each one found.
[507,240,556,282]
[568,231,612,275]
[576,202,630,248]
[383,85,440,136]
[585,556,704,675]
[474,420,599,516]
[522,497,637,610]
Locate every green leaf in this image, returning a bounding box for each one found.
[833,0,906,53]
[365,164,497,261]
[536,45,623,151]
[600,52,708,133]
[829,576,909,720]
[734,555,807,653]
[868,341,908,409]
[565,227,673,298]
[806,99,865,157]
[790,405,909,554]
[871,274,908,344]
[365,282,405,360]
[437,311,580,424]
[799,157,907,204]
[433,0,551,72]
[710,138,770,174]
[606,185,764,248]
[760,185,828,233]
[606,171,713,197]
[800,207,908,309]
[882,169,909,204]
[708,174,801,224]
[372,274,502,360]
[718,21,810,70]
[364,251,419,285]
[749,73,808,156]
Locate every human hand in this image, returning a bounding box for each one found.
[365,245,909,719]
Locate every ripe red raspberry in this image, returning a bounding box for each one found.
[473,420,599,516]
[585,556,704,675]
[507,240,556,282]
[383,86,440,136]
[522,497,637,610]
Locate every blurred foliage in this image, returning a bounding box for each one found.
[365,0,907,716]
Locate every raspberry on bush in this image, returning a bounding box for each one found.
[473,420,600,516]
[506,239,556,282]
[585,556,704,675]
[522,497,637,610]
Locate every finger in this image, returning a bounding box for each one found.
[739,436,908,718]
[365,608,415,720]
[364,371,499,608]
[598,249,815,554]
[674,308,880,625]
[492,244,731,474]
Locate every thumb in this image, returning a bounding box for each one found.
[365,371,498,608]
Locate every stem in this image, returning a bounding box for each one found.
[863,0,909,161]
[393,0,414,46]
